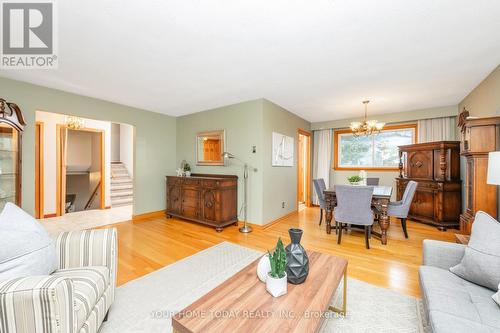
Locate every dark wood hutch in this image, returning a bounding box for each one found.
[459,111,500,234]
[0,98,25,211]
[397,141,461,230]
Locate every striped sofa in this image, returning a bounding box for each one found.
[0,228,117,333]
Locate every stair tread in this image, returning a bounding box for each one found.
[110,163,133,208]
[111,178,133,184]
[112,198,133,204]
[111,184,133,189]
[111,191,133,197]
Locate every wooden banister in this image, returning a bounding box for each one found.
[85,181,101,210]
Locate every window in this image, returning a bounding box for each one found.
[334,125,417,170]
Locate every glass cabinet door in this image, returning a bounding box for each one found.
[0,123,20,211]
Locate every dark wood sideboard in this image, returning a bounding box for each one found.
[396,141,461,230]
[165,174,238,232]
[459,116,500,234]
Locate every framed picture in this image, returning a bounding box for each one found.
[272,132,294,166]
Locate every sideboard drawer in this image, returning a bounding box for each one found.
[183,178,201,187]
[202,179,220,188]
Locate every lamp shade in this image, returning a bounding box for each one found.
[487,152,500,185]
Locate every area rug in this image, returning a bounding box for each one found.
[100,242,424,333]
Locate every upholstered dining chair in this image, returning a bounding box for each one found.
[388,180,418,239]
[334,185,374,249]
[313,178,327,225]
[366,177,380,186]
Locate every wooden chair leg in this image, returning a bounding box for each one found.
[335,220,338,235]
[319,209,323,226]
[364,226,370,249]
[337,223,342,244]
[401,218,408,239]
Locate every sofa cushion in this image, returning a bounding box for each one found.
[450,211,500,290]
[493,284,500,307]
[420,266,500,331]
[429,311,500,333]
[52,266,110,331]
[0,203,57,281]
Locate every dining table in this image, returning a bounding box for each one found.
[323,185,393,245]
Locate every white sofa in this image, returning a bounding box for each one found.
[0,228,117,333]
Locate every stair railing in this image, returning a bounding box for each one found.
[85,181,101,210]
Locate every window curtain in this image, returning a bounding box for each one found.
[312,129,332,205]
[417,116,457,143]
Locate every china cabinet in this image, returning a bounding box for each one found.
[459,114,500,234]
[397,141,462,230]
[0,98,25,210]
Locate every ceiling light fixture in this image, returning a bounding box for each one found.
[350,100,385,137]
[65,116,85,130]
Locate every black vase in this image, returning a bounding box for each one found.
[285,228,309,284]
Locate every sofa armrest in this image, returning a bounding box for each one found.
[54,228,117,287]
[422,239,466,269]
[0,275,76,333]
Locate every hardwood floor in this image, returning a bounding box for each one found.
[102,207,456,298]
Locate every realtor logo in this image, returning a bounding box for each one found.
[1,0,57,69]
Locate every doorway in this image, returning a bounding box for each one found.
[297,129,311,210]
[57,126,105,216]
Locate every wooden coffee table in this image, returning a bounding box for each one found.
[172,251,347,333]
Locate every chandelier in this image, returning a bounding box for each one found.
[350,100,385,137]
[65,116,85,130]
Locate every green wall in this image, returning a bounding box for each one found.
[459,65,500,117]
[176,100,264,224]
[262,100,311,223]
[176,99,311,225]
[0,77,177,216]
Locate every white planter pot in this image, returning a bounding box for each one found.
[256,254,271,283]
[185,171,191,177]
[266,272,287,297]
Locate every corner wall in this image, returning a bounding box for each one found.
[262,99,311,223]
[0,76,176,216]
[459,65,500,117]
[176,100,265,224]
[176,99,311,225]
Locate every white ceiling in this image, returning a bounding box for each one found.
[1,0,500,122]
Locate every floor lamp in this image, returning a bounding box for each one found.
[222,152,258,233]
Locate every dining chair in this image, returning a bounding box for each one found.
[313,179,327,225]
[366,177,380,186]
[388,180,418,239]
[334,185,374,249]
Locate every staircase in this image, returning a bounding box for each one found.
[111,162,133,207]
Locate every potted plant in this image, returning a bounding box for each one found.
[266,238,287,297]
[183,163,191,177]
[347,175,363,185]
